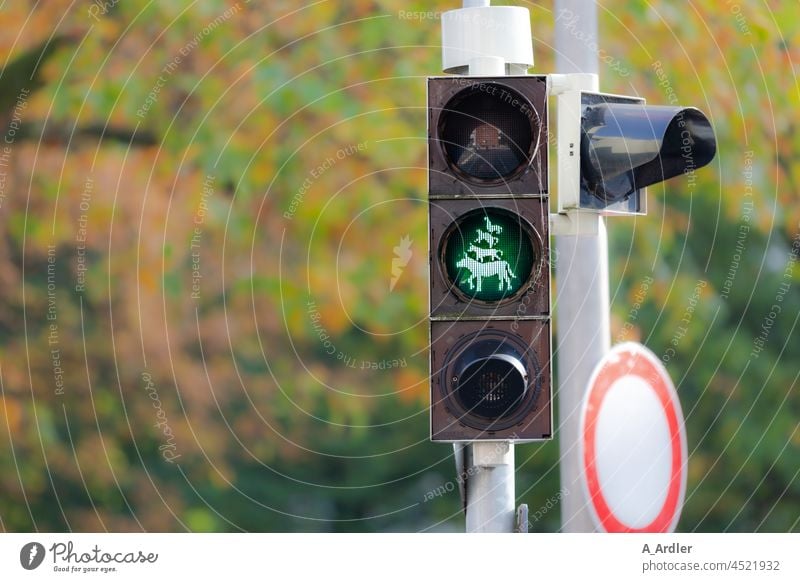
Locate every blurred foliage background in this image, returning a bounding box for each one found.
[0,0,797,532]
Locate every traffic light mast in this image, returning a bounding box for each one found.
[435,1,543,534]
[429,0,716,534]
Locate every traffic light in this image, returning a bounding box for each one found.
[428,76,552,442]
[557,90,716,215]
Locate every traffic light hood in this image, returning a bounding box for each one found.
[581,103,717,204]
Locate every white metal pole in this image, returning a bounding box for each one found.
[554,0,607,533]
[465,441,515,533]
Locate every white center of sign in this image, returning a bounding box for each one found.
[594,375,672,528]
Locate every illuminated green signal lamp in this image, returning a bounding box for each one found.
[443,209,535,303]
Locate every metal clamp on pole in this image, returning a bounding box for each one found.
[549,73,602,236]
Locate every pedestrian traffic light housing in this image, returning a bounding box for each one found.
[557,90,716,215]
[429,77,548,196]
[428,76,552,442]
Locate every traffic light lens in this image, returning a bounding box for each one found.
[438,331,543,434]
[457,356,527,419]
[440,85,535,183]
[443,210,535,302]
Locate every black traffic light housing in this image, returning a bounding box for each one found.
[430,320,551,441]
[429,198,549,320]
[428,76,552,442]
[565,91,716,214]
[428,76,548,196]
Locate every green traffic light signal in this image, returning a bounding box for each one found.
[443,209,535,303]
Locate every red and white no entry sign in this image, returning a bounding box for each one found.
[579,342,687,533]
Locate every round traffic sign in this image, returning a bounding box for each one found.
[579,342,687,532]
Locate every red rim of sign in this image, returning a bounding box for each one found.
[580,342,687,533]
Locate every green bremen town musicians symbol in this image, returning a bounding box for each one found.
[445,212,535,303]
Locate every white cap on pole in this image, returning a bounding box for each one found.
[441,3,534,74]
